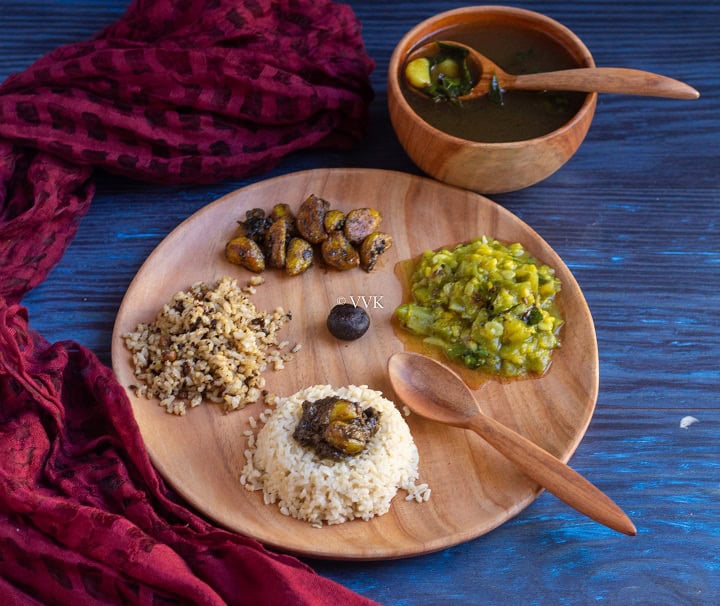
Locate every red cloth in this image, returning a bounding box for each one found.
[0,0,376,603]
[0,0,373,304]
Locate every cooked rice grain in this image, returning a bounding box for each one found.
[241,384,429,527]
[124,276,292,415]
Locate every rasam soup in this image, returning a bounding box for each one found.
[402,25,588,142]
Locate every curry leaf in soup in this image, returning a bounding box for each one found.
[421,42,474,101]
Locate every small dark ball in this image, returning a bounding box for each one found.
[326,304,370,341]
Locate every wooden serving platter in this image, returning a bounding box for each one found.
[111,168,598,560]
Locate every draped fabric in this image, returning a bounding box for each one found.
[0,0,373,304]
[0,1,376,603]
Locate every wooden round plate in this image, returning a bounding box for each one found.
[111,168,598,560]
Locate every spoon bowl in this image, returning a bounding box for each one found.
[407,40,699,100]
[388,351,637,536]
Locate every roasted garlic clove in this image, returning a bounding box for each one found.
[324,422,365,455]
[225,236,266,273]
[323,209,345,232]
[405,57,432,89]
[264,218,288,269]
[296,194,329,244]
[321,231,359,270]
[343,208,382,244]
[270,202,296,233]
[270,202,293,223]
[285,237,314,276]
[359,231,393,272]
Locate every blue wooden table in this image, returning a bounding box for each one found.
[2,0,718,603]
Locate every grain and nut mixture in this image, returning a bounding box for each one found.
[124,276,294,415]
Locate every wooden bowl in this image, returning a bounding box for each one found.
[388,6,597,193]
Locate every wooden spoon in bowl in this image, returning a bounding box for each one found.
[387,351,637,536]
[407,40,699,100]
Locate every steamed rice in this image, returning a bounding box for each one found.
[241,384,430,527]
[123,276,293,415]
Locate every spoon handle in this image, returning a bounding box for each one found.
[510,67,699,99]
[467,413,637,535]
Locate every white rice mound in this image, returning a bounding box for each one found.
[241,384,430,527]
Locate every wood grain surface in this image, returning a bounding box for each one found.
[111,169,598,559]
[5,0,718,603]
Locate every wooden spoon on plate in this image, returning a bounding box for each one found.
[387,351,637,536]
[406,40,699,100]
